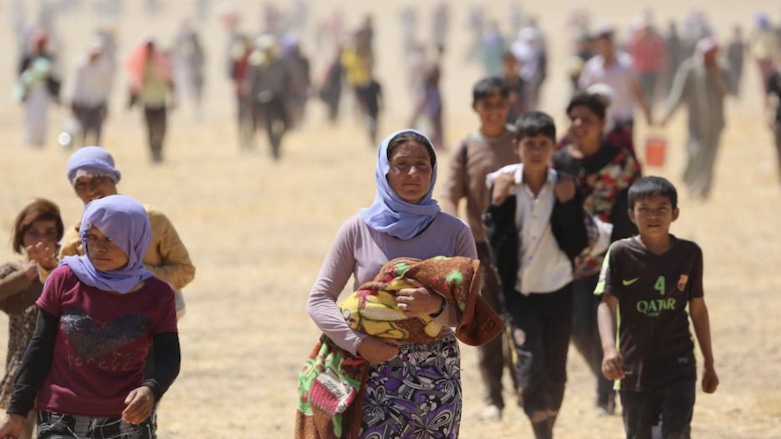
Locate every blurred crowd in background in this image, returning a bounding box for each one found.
[8,0,781,184]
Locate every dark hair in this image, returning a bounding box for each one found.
[11,198,64,254]
[472,76,510,104]
[514,111,556,141]
[628,176,678,209]
[386,131,437,167]
[566,92,607,120]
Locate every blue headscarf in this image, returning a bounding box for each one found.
[66,146,122,186]
[61,195,152,294]
[358,129,441,240]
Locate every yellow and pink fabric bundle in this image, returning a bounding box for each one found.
[295,256,504,439]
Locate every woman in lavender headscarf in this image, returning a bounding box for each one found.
[0,195,180,439]
[306,129,477,438]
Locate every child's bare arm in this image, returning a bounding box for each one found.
[597,293,624,380]
[690,297,719,393]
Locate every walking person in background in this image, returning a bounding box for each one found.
[318,45,344,125]
[15,31,61,147]
[409,64,444,150]
[726,25,746,97]
[480,21,506,77]
[69,40,114,146]
[126,37,176,163]
[245,35,291,161]
[503,51,527,124]
[341,30,373,123]
[661,37,731,200]
[579,25,654,141]
[441,77,519,422]
[511,25,547,112]
[0,199,64,439]
[0,195,181,439]
[405,43,429,99]
[229,33,255,152]
[172,21,206,118]
[628,12,667,109]
[361,68,383,147]
[281,34,311,130]
[567,31,595,97]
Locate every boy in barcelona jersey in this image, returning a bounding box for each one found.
[595,176,718,439]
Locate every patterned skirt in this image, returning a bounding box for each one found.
[359,334,461,439]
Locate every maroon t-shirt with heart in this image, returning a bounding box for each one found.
[35,265,178,417]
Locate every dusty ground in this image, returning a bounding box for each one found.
[1,1,780,438]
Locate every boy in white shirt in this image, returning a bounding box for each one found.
[484,111,608,439]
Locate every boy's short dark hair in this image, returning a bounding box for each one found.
[472,76,509,104]
[514,111,556,142]
[628,176,678,209]
[566,92,607,120]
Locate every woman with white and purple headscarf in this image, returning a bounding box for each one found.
[304,130,477,438]
[0,195,180,439]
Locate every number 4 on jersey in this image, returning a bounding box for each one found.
[654,276,666,296]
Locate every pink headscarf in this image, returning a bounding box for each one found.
[125,37,172,93]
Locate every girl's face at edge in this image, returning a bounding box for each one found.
[22,220,59,253]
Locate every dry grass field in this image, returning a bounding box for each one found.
[0,1,780,438]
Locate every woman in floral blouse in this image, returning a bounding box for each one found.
[552,92,642,415]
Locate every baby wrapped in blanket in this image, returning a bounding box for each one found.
[296,256,504,439]
[339,257,447,344]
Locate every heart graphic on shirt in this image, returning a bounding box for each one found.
[60,306,151,359]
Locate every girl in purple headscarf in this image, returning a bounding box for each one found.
[305,129,477,438]
[0,195,180,439]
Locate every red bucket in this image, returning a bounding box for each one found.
[644,135,667,167]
